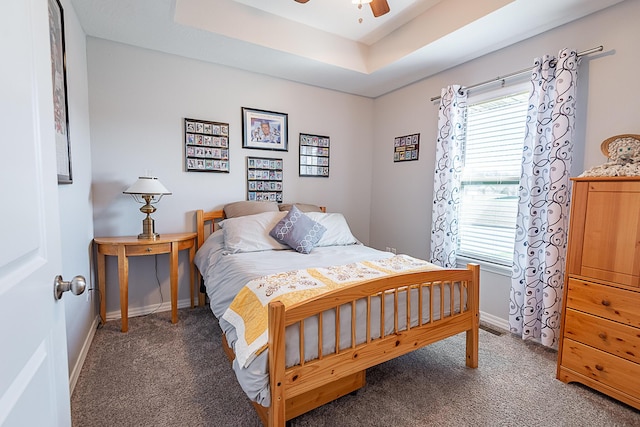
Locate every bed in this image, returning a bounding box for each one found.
[194,202,480,426]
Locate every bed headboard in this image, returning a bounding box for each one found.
[196,209,224,252]
[195,205,327,252]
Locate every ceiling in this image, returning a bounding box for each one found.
[69,0,623,98]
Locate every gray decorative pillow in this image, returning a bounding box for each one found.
[269,205,326,254]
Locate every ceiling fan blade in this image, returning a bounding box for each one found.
[294,0,310,3]
[370,0,390,17]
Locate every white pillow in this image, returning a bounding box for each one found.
[194,229,224,272]
[305,212,359,246]
[219,211,289,253]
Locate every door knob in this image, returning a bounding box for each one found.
[53,275,87,300]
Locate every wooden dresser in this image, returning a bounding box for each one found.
[557,177,640,409]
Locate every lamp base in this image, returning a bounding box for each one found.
[138,216,159,240]
[138,232,160,240]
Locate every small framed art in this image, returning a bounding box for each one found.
[48,0,72,184]
[394,133,420,162]
[247,156,283,202]
[242,107,288,151]
[299,133,330,177]
[184,118,229,172]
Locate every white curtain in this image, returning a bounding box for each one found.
[509,48,579,347]
[430,85,467,268]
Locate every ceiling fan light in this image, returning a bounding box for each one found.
[352,0,373,4]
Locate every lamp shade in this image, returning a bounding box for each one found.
[123,176,172,196]
[124,176,171,239]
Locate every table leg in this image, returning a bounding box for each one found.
[198,269,205,307]
[189,241,195,308]
[96,249,106,325]
[117,245,128,333]
[170,241,178,323]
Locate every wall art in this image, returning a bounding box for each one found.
[242,107,288,151]
[299,133,329,177]
[48,0,72,183]
[394,133,420,162]
[246,156,283,202]
[184,118,229,172]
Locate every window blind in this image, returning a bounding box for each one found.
[457,91,529,266]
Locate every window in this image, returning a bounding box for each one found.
[457,88,529,266]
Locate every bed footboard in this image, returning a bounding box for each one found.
[267,263,480,426]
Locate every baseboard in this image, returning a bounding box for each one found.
[105,298,195,321]
[69,314,100,395]
[479,311,510,333]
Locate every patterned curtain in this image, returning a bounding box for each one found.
[430,85,467,267]
[509,48,579,347]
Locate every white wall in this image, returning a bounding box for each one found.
[57,0,97,390]
[87,39,374,315]
[370,0,640,327]
[85,0,640,329]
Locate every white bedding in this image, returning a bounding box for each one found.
[195,230,461,407]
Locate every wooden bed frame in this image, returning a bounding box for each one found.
[196,209,480,427]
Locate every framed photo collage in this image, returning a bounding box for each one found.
[394,133,420,162]
[299,133,329,177]
[184,118,229,172]
[247,156,283,202]
[184,109,332,202]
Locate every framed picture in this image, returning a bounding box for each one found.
[242,107,288,151]
[246,156,283,202]
[393,133,420,163]
[299,133,330,177]
[184,118,229,173]
[48,0,72,184]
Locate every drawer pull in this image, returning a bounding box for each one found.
[601,299,610,307]
[595,364,604,371]
[146,247,152,252]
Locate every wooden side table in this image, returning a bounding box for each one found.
[94,232,197,332]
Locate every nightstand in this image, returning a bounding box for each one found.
[94,232,197,332]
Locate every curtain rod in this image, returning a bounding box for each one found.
[430,45,603,102]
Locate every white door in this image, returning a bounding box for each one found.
[0,0,71,426]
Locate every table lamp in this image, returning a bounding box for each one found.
[123,176,172,239]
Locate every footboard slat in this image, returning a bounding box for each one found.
[350,301,356,349]
[317,313,323,360]
[418,284,423,327]
[440,282,445,321]
[429,282,434,325]
[406,285,411,331]
[335,305,340,352]
[450,281,455,318]
[366,296,372,344]
[299,319,305,367]
[380,292,385,339]
[393,289,399,333]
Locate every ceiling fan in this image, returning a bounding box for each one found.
[293,0,390,18]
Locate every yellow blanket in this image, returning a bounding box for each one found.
[222,254,439,367]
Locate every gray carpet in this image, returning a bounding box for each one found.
[71,307,640,426]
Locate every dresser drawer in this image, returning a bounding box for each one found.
[566,278,640,327]
[561,339,640,398]
[126,242,172,256]
[563,308,640,364]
